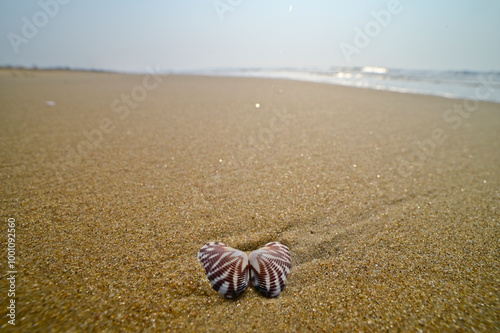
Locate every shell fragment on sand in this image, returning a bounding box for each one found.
[198,242,291,298]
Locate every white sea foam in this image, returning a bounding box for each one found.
[183,67,500,104]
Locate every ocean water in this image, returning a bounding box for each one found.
[188,67,500,104]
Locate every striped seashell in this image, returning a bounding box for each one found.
[249,242,292,298]
[198,241,291,298]
[197,242,249,298]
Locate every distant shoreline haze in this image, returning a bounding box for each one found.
[4,66,499,104]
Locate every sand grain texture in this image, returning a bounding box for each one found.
[0,70,499,332]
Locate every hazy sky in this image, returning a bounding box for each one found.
[1,0,499,72]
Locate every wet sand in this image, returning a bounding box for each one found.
[1,69,499,331]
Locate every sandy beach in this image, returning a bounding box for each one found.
[1,69,499,331]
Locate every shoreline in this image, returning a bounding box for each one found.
[3,67,500,104]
